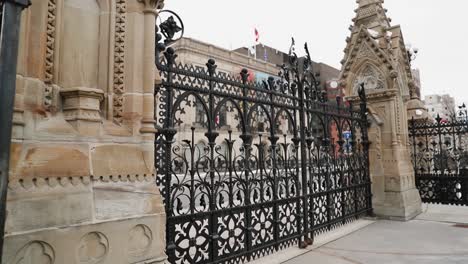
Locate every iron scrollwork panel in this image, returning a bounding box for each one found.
[410,109,468,206]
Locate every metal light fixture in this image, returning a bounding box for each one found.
[406,43,419,65]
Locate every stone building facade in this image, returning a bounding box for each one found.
[340,0,423,220]
[159,38,294,168]
[161,38,346,161]
[424,94,456,121]
[5,0,167,263]
[234,43,343,96]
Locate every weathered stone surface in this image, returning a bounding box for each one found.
[91,144,153,176]
[340,1,422,219]
[93,176,164,220]
[5,0,167,262]
[11,144,91,179]
[6,179,93,233]
[3,215,166,264]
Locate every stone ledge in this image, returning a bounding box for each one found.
[8,174,157,191]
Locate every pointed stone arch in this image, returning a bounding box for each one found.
[344,58,392,97]
[352,62,387,93]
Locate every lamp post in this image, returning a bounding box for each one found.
[0,0,31,261]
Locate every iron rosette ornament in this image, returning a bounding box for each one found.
[156,9,184,47]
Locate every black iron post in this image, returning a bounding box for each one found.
[293,49,313,248]
[358,84,373,216]
[240,68,253,261]
[205,58,219,262]
[0,0,30,260]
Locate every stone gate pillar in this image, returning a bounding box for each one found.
[340,0,422,220]
[3,0,167,263]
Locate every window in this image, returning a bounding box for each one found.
[215,106,227,127]
[195,101,207,127]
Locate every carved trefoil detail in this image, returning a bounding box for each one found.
[128,224,153,257]
[113,0,127,124]
[77,232,109,264]
[353,64,386,94]
[357,42,374,59]
[12,241,55,264]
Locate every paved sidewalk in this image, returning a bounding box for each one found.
[282,204,468,264]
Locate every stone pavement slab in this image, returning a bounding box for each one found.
[284,220,468,264]
[249,219,376,264]
[416,203,468,224]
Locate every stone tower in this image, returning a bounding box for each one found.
[340,0,422,220]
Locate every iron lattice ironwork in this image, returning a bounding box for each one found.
[155,33,372,263]
[410,107,468,206]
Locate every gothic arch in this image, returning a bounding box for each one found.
[346,59,391,96]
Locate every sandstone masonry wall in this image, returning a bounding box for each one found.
[4,0,166,263]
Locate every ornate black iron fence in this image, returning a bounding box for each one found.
[409,107,468,206]
[154,26,372,263]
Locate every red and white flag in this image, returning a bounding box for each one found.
[255,28,260,43]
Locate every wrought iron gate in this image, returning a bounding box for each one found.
[409,107,468,206]
[154,33,372,263]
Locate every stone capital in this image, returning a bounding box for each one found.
[137,0,164,13]
[60,87,104,135]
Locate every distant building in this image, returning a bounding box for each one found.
[234,44,287,66]
[234,44,344,102]
[164,38,292,155]
[424,94,456,121]
[235,43,345,143]
[162,38,344,150]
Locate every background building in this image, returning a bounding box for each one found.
[424,94,456,121]
[234,43,344,100]
[164,38,346,155]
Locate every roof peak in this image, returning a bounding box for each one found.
[357,0,384,7]
[353,0,390,30]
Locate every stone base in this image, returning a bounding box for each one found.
[3,215,167,264]
[374,188,422,221]
[3,174,167,264]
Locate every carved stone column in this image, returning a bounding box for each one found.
[138,0,163,139]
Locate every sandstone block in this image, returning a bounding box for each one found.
[11,143,91,179]
[6,177,93,233]
[93,176,164,220]
[91,144,153,176]
[3,215,166,264]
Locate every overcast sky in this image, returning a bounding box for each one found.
[164,0,468,105]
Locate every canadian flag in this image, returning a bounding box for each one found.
[255,28,260,43]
